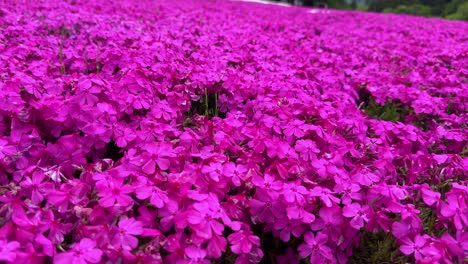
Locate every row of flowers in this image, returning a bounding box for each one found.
[0,0,466,263]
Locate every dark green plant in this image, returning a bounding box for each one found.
[446,1,468,20]
[362,98,411,122]
[348,230,410,264]
[185,90,226,123]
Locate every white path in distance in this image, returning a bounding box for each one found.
[233,0,326,13]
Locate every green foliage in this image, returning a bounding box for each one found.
[444,0,463,15]
[383,4,433,16]
[356,5,369,11]
[327,0,353,9]
[446,12,464,19]
[348,230,410,264]
[355,0,467,19]
[362,98,411,123]
[185,90,225,121]
[369,0,420,12]
[447,1,468,20]
[360,94,440,131]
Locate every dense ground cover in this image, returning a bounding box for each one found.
[0,0,467,263]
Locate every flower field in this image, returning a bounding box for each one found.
[0,0,467,263]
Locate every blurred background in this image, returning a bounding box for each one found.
[273,0,468,20]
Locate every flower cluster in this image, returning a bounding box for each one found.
[0,0,466,263]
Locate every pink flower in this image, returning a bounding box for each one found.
[97,179,133,208]
[206,235,227,258]
[440,194,468,230]
[228,230,260,254]
[342,203,370,229]
[54,238,103,264]
[282,182,308,204]
[44,210,73,244]
[75,78,101,106]
[285,203,316,224]
[400,234,439,261]
[19,170,53,204]
[298,232,333,263]
[273,215,304,242]
[187,201,224,239]
[294,139,320,162]
[420,184,440,206]
[135,185,170,209]
[310,206,344,243]
[334,180,362,205]
[141,142,175,173]
[111,218,143,250]
[222,162,248,186]
[352,170,380,186]
[201,162,224,182]
[249,191,286,223]
[252,173,283,200]
[185,246,210,264]
[0,139,17,159]
[283,120,307,138]
[440,231,468,260]
[113,125,137,148]
[309,186,340,207]
[0,240,20,262]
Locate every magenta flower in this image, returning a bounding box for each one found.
[97,179,134,208]
[265,138,291,159]
[163,232,188,262]
[135,185,170,209]
[54,238,103,264]
[334,180,362,205]
[273,215,304,242]
[75,78,101,106]
[391,219,417,239]
[310,206,344,243]
[400,234,439,261]
[0,139,16,159]
[222,162,248,186]
[298,232,333,263]
[206,235,227,258]
[342,203,370,229]
[114,125,137,148]
[228,230,261,254]
[111,217,143,250]
[309,186,340,207]
[283,120,307,138]
[47,189,75,213]
[285,203,316,224]
[0,240,20,262]
[440,194,468,230]
[420,184,441,206]
[185,246,210,264]
[19,170,53,204]
[187,201,224,239]
[252,173,283,200]
[351,170,380,186]
[294,139,320,162]
[282,182,308,204]
[141,142,175,174]
[201,162,224,182]
[366,210,393,232]
[44,210,73,244]
[440,231,468,260]
[249,191,286,223]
